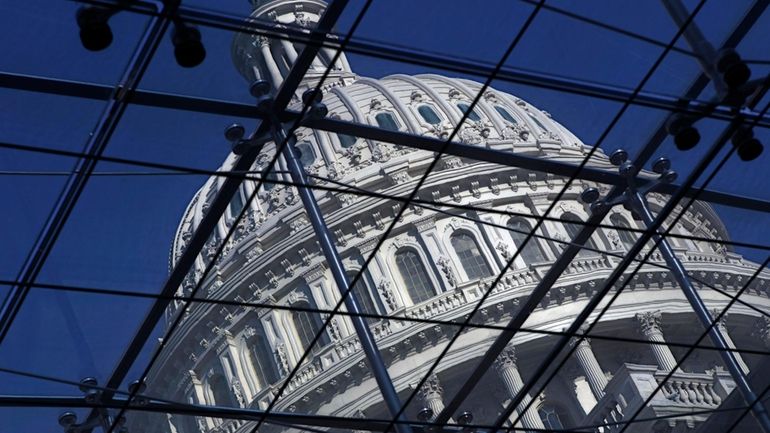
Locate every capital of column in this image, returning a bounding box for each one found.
[709,308,728,330]
[569,324,592,347]
[493,345,518,372]
[636,311,663,336]
[418,373,444,402]
[256,35,271,48]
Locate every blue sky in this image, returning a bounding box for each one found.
[1,0,769,431]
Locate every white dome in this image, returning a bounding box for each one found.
[170,74,592,270]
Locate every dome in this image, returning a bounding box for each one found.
[170,74,592,271]
[138,2,770,433]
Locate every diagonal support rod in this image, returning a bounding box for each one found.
[271,118,412,433]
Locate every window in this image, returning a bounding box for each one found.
[292,303,329,354]
[527,112,548,131]
[507,218,547,264]
[495,106,518,124]
[209,373,235,406]
[375,112,399,131]
[418,105,441,124]
[230,188,244,218]
[295,141,316,167]
[349,272,380,323]
[539,406,565,430]
[262,171,279,191]
[451,232,492,280]
[563,213,599,256]
[610,214,637,250]
[457,102,481,122]
[249,335,279,387]
[395,249,434,304]
[338,133,358,148]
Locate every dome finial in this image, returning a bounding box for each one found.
[232,0,355,93]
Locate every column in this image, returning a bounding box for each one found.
[189,371,216,430]
[258,36,283,87]
[636,311,679,372]
[570,329,608,399]
[322,47,344,70]
[224,333,255,401]
[493,345,546,431]
[712,309,750,374]
[417,373,448,421]
[280,37,299,65]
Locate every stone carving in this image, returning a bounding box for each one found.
[436,256,457,287]
[490,177,500,195]
[371,143,392,162]
[232,378,245,407]
[329,318,341,342]
[496,241,512,261]
[276,344,290,375]
[298,248,312,266]
[636,311,663,335]
[248,282,263,300]
[289,216,309,235]
[459,126,483,144]
[378,280,397,310]
[470,180,481,198]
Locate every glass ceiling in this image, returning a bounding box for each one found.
[1,1,770,433]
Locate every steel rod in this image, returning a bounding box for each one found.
[274,123,412,433]
[629,189,770,432]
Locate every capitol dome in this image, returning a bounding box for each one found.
[136,2,770,433]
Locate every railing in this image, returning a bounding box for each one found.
[586,363,735,433]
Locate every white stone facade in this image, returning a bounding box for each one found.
[132,2,770,433]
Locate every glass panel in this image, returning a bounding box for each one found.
[495,105,518,123]
[508,218,548,264]
[418,104,442,124]
[296,141,316,167]
[374,112,399,131]
[451,233,492,280]
[562,212,600,256]
[457,102,482,122]
[338,133,358,148]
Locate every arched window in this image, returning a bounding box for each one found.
[457,102,482,122]
[539,405,565,430]
[610,214,637,250]
[527,112,548,131]
[295,141,316,167]
[450,232,492,280]
[248,335,279,387]
[338,133,358,148]
[418,105,442,124]
[209,373,235,406]
[348,272,380,323]
[495,106,518,124]
[375,112,399,131]
[562,213,599,256]
[292,303,329,354]
[395,249,435,304]
[507,218,547,264]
